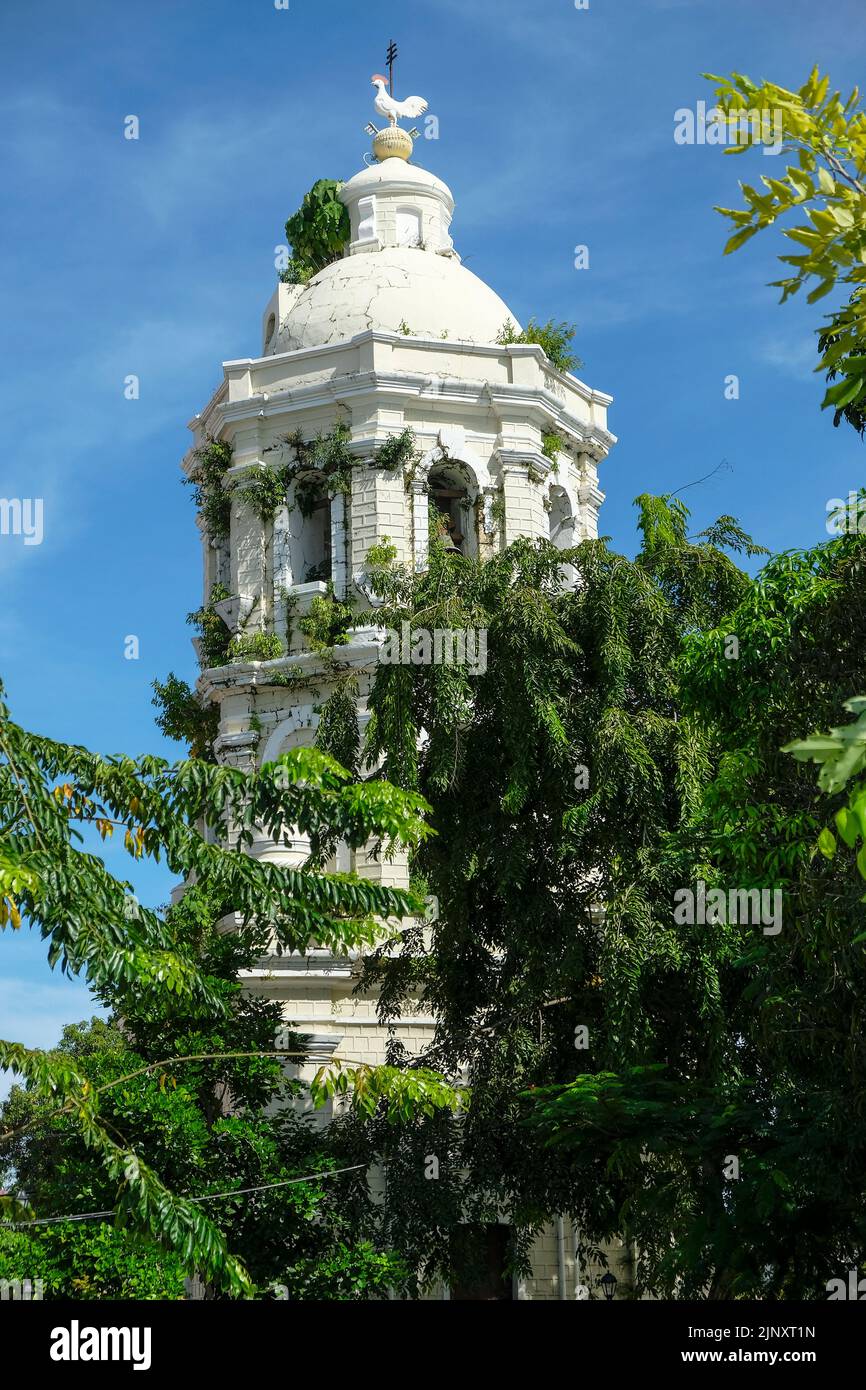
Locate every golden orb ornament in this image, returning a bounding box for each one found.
[372,125,414,162]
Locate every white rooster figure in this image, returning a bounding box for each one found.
[371,74,428,127]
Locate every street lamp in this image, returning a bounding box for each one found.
[599,1270,617,1301]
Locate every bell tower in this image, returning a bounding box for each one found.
[184,88,616,1105]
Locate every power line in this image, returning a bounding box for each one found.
[0,1163,368,1230]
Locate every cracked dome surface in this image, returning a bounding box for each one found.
[274,248,518,353]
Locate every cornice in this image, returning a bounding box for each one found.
[497,448,553,478]
[220,330,613,405]
[198,634,387,703]
[187,378,228,436]
[207,368,615,458]
[579,482,606,509]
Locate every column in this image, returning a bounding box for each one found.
[411,478,429,572]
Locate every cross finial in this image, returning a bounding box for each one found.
[386,40,398,96]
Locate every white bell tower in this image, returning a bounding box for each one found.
[184,95,616,1133]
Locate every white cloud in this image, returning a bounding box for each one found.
[757,333,819,380]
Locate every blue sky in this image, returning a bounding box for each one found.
[1,0,864,1081]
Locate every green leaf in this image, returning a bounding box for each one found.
[836,808,860,849]
[806,279,836,304]
[817,166,836,195]
[818,826,837,858]
[723,225,761,255]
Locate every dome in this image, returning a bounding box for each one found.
[271,157,519,353]
[274,249,518,352]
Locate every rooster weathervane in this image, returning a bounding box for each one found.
[365,41,428,162]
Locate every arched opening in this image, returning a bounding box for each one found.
[257,721,352,877]
[548,486,574,550]
[548,485,578,587]
[289,473,332,584]
[396,205,423,248]
[428,463,476,556]
[306,495,332,583]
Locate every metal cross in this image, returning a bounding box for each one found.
[386,40,398,96]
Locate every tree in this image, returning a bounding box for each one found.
[281,179,351,285]
[0,911,406,1301]
[499,68,866,1299]
[151,672,220,762]
[496,317,583,374]
[786,695,866,882]
[706,67,866,430]
[0,681,457,1293]
[529,521,866,1297]
[321,497,760,1288]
